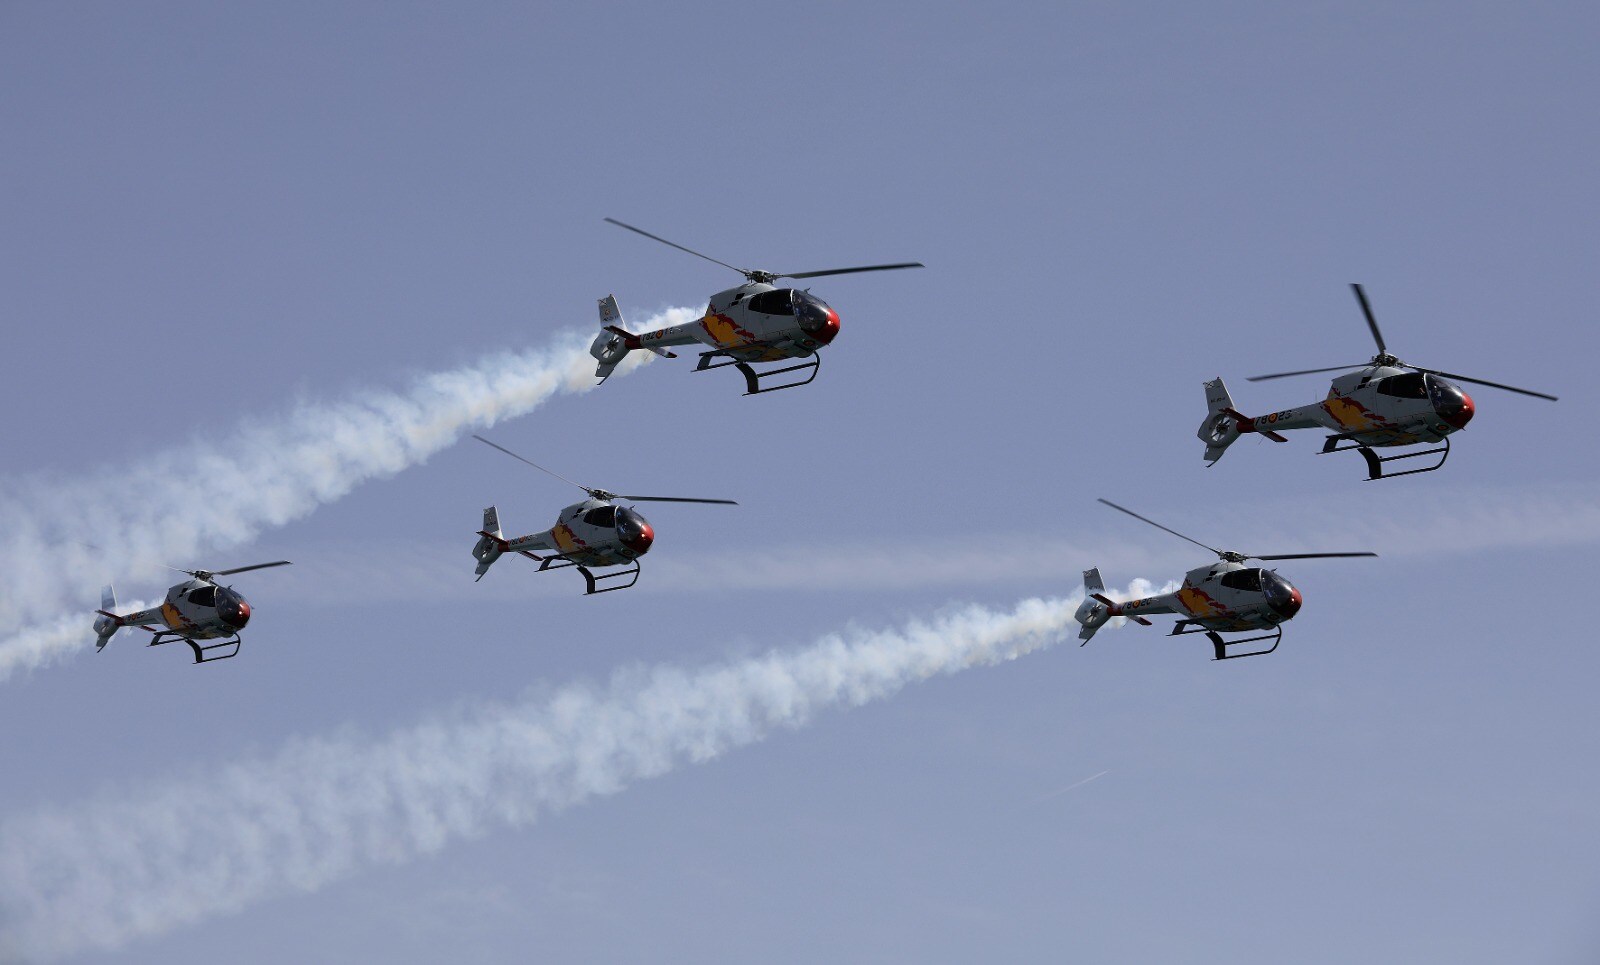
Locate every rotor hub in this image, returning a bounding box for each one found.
[743,269,777,285]
[1218,551,1248,563]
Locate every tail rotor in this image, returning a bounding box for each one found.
[1074,569,1113,644]
[472,506,507,581]
[92,585,125,651]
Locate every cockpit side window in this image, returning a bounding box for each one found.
[582,506,617,527]
[188,585,217,606]
[1219,568,1263,592]
[747,289,796,316]
[1375,372,1428,399]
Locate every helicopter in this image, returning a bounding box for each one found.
[92,560,292,664]
[589,217,923,395]
[1198,284,1558,480]
[1075,499,1375,660]
[469,435,736,595]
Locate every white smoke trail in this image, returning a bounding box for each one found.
[0,584,1158,960]
[0,603,157,682]
[0,309,695,683]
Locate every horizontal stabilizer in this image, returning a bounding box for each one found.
[606,325,676,359]
[1223,407,1287,443]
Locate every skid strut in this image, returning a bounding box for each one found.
[694,350,821,395]
[1170,621,1282,661]
[531,554,642,595]
[147,631,242,664]
[1320,433,1450,481]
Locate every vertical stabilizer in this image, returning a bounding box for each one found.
[1198,377,1243,465]
[472,506,507,581]
[590,295,634,381]
[1074,568,1113,643]
[93,585,122,651]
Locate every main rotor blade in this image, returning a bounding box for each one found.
[778,263,925,280]
[1411,367,1559,401]
[210,560,294,576]
[1351,283,1387,355]
[1246,364,1367,382]
[617,496,738,505]
[604,218,745,276]
[472,435,590,493]
[1097,498,1221,556]
[1250,552,1378,561]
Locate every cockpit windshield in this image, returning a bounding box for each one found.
[1260,570,1301,618]
[215,587,251,628]
[615,507,654,554]
[793,290,837,341]
[1260,570,1294,603]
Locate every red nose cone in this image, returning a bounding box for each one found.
[228,600,251,628]
[623,520,654,555]
[1283,587,1303,618]
[1441,391,1474,430]
[813,308,840,346]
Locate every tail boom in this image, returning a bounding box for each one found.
[1075,569,1170,645]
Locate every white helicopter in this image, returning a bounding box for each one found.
[589,217,923,395]
[92,560,292,664]
[469,435,736,595]
[1199,284,1558,480]
[1075,499,1374,660]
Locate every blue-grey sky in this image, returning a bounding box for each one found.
[2,2,1598,961]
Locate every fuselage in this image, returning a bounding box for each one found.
[518,498,656,568]
[634,283,840,363]
[1112,561,1302,633]
[153,579,252,640]
[1251,366,1475,448]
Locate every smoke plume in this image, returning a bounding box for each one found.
[0,311,694,682]
[0,584,1157,960]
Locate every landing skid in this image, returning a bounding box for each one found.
[694,350,820,395]
[1320,433,1450,481]
[529,554,642,595]
[147,630,242,664]
[1170,621,1282,661]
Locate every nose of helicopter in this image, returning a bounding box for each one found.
[616,508,655,555]
[814,305,840,345]
[794,293,840,346]
[218,591,251,628]
[1269,586,1303,620]
[1437,388,1474,430]
[1428,376,1474,430]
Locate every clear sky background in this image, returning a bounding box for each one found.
[2,1,1598,961]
